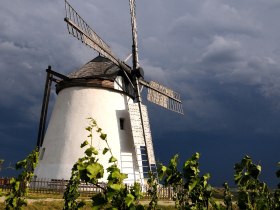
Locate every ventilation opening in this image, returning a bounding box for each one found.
[120,118,125,130]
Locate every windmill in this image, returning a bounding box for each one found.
[34,0,183,184]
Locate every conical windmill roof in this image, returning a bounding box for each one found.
[56,56,122,93]
[68,55,120,80]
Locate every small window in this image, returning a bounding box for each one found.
[120,118,125,130]
[39,148,46,160]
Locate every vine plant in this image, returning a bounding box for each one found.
[63,117,144,210]
[0,159,4,172]
[4,148,39,210]
[234,155,271,210]
[147,171,159,210]
[222,182,233,210]
[0,159,3,196]
[158,152,212,209]
[273,162,280,209]
[211,182,233,210]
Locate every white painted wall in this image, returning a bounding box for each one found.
[35,84,142,184]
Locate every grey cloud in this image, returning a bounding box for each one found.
[199,36,242,64]
[140,0,280,136]
[197,50,280,100]
[168,0,260,41]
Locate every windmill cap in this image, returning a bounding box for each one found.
[134,67,144,78]
[67,55,120,79]
[55,55,122,94]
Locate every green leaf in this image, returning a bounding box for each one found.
[125,193,135,207]
[77,201,86,208]
[17,198,27,207]
[110,170,124,180]
[103,147,109,155]
[109,156,117,163]
[10,177,16,184]
[132,182,142,199]
[202,174,210,187]
[80,140,89,148]
[100,133,107,140]
[12,197,17,207]
[86,163,104,180]
[16,159,27,169]
[188,179,198,192]
[105,190,116,202]
[85,147,97,157]
[85,147,93,157]
[161,165,167,172]
[77,164,86,171]
[14,181,20,191]
[170,154,179,168]
[93,148,99,155]
[157,164,167,180]
[193,152,200,160]
[92,193,107,210]
[276,169,280,178]
[135,205,145,210]
[109,183,122,191]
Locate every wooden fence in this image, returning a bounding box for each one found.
[0,177,174,199]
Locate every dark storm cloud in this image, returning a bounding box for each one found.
[0,0,280,186]
[139,0,280,186]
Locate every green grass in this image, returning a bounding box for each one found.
[0,201,64,210]
[0,193,177,209]
[2,189,238,209]
[0,201,176,210]
[26,192,63,199]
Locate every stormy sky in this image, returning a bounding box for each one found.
[1,0,280,186]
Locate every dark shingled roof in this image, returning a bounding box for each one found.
[68,55,120,80]
[55,56,124,93]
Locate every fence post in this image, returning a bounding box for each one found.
[60,179,64,194]
[168,186,171,200]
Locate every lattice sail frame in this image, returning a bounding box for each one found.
[64,0,119,65]
[147,81,184,114]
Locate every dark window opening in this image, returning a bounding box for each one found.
[120,118,125,130]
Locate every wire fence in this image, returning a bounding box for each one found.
[0,177,174,199]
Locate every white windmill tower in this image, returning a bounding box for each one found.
[34,0,183,184]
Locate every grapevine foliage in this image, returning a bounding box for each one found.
[0,159,4,172]
[273,162,280,209]
[63,117,144,210]
[0,159,4,196]
[4,148,39,210]
[222,182,233,210]
[147,171,159,210]
[234,155,271,210]
[158,153,212,209]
